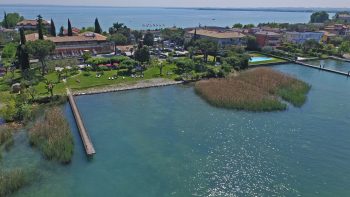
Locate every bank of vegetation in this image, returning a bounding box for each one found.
[195,67,310,111]
[0,169,28,196]
[29,107,74,164]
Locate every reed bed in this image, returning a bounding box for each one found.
[195,67,310,111]
[29,107,74,164]
[0,169,27,196]
[0,126,15,152]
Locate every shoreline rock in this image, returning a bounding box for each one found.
[72,78,184,96]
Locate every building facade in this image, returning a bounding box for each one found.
[338,14,350,23]
[255,31,281,48]
[284,32,324,44]
[26,32,113,56]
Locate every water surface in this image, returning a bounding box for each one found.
[1,5,317,30]
[305,59,350,73]
[3,63,350,196]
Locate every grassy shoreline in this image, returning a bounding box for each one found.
[195,67,310,111]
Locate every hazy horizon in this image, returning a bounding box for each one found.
[1,0,350,9]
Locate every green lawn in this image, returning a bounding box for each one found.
[66,64,177,91]
[0,63,178,98]
[194,55,215,62]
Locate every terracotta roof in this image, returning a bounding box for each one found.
[63,27,80,35]
[25,32,108,43]
[189,29,245,39]
[17,19,49,26]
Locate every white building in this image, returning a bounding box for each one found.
[186,29,246,47]
[284,32,324,44]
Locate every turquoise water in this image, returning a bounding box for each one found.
[3,63,350,196]
[250,56,273,63]
[1,5,316,30]
[305,59,350,73]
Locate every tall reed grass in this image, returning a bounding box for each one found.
[0,169,27,196]
[0,126,15,152]
[29,107,74,164]
[195,67,310,111]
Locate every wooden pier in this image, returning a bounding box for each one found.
[294,61,350,77]
[67,88,96,156]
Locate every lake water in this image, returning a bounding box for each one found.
[305,59,350,73]
[1,5,319,30]
[2,63,350,196]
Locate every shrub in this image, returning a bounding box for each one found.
[29,107,74,164]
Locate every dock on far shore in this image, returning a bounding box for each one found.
[67,88,96,156]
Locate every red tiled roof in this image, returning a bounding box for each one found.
[25,32,108,43]
[17,19,49,26]
[189,29,245,39]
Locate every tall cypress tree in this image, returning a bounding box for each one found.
[50,18,56,37]
[58,26,64,36]
[17,28,30,74]
[3,12,9,28]
[37,15,44,40]
[19,28,26,45]
[94,18,102,34]
[67,19,73,36]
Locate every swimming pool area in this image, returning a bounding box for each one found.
[250,56,273,63]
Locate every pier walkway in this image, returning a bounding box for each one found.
[294,61,350,77]
[67,88,96,156]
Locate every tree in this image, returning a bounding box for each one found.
[108,33,128,55]
[243,24,255,29]
[1,43,17,70]
[302,39,321,52]
[2,12,24,28]
[195,39,218,62]
[338,41,350,55]
[26,40,55,76]
[134,46,150,64]
[233,23,243,28]
[155,61,164,76]
[175,58,194,74]
[82,51,92,63]
[45,80,54,97]
[19,28,26,45]
[119,59,138,73]
[132,30,143,43]
[310,11,329,23]
[50,19,56,37]
[37,15,44,40]
[246,36,259,51]
[3,12,8,28]
[109,22,125,34]
[143,32,154,46]
[67,19,73,36]
[94,18,102,34]
[58,26,64,36]
[160,28,185,45]
[17,28,30,75]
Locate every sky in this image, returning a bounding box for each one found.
[1,0,350,8]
